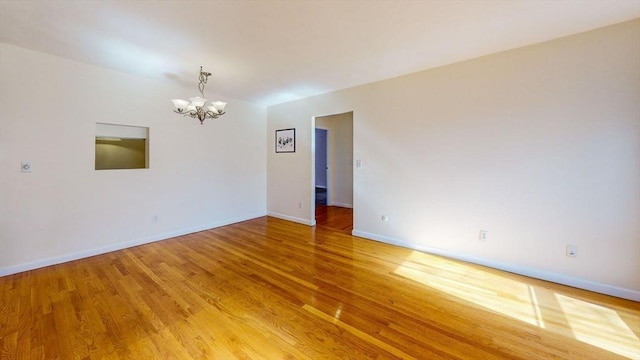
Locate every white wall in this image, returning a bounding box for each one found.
[267,20,640,300]
[316,112,353,208]
[0,43,267,274]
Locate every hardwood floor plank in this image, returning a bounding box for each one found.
[1,216,639,359]
[315,205,353,233]
[302,304,418,360]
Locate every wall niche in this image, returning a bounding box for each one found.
[95,123,148,170]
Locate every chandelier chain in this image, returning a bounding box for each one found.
[198,66,212,97]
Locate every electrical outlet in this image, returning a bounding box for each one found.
[152,215,158,223]
[298,202,303,209]
[479,230,488,241]
[566,245,578,258]
[21,161,31,173]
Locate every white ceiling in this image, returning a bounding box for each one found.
[1,0,639,106]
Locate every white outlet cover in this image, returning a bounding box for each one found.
[566,245,578,258]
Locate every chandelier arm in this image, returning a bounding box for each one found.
[187,110,199,118]
[205,110,226,119]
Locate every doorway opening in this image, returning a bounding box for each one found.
[315,128,328,205]
[313,112,353,233]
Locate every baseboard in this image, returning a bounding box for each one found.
[0,212,266,277]
[352,229,640,302]
[328,202,353,208]
[267,212,316,226]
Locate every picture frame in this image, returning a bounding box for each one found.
[275,128,296,153]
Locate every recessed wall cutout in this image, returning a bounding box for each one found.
[95,123,149,170]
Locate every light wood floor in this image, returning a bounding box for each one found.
[1,216,638,359]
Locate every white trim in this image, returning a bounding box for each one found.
[0,212,266,277]
[352,229,640,302]
[267,212,316,226]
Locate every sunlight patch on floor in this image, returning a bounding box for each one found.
[393,255,545,327]
[555,293,640,359]
[393,251,640,359]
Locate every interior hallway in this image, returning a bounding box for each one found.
[315,204,353,234]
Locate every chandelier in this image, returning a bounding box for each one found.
[171,66,227,124]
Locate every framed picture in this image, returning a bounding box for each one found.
[276,128,296,153]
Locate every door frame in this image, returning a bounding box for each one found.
[311,111,354,226]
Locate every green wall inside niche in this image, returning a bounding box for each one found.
[95,123,148,170]
[95,138,147,170]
